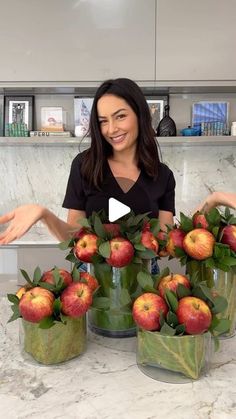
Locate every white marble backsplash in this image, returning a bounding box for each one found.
[0,143,235,241]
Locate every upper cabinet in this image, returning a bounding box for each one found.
[155,0,236,81]
[0,0,155,83]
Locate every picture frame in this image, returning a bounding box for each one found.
[41,106,64,132]
[74,97,94,137]
[4,95,34,135]
[192,101,229,126]
[146,96,168,131]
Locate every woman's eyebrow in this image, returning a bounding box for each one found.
[98,108,127,119]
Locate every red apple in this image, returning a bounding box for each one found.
[79,272,99,292]
[166,228,186,257]
[61,282,92,318]
[41,268,73,287]
[183,228,215,260]
[74,233,98,263]
[106,237,134,268]
[132,293,168,331]
[16,285,32,299]
[193,212,209,229]
[158,273,191,298]
[103,223,121,238]
[141,230,159,254]
[221,224,236,252]
[73,227,89,240]
[19,287,55,323]
[176,296,212,335]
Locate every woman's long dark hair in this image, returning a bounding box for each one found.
[81,78,161,188]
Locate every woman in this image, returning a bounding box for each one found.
[0,78,175,245]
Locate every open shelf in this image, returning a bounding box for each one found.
[0,136,235,147]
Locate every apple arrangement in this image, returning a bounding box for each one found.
[133,266,230,380]
[7,266,97,364]
[61,210,162,337]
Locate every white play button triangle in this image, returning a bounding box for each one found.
[108,198,131,222]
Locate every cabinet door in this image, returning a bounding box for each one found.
[0,0,155,82]
[156,0,236,81]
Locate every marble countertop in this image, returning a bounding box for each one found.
[0,297,236,419]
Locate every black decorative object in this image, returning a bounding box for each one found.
[156,105,176,137]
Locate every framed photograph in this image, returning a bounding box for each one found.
[146,96,168,131]
[4,95,34,135]
[74,97,94,137]
[192,101,229,126]
[41,106,64,132]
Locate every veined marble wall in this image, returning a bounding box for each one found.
[0,142,235,240]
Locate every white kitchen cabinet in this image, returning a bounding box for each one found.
[0,0,155,82]
[156,0,236,81]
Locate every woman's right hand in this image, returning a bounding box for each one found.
[0,204,45,245]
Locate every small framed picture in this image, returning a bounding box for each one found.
[146,97,168,131]
[41,106,64,132]
[4,95,34,135]
[74,97,93,137]
[192,101,229,126]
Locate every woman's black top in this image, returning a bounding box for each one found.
[62,151,176,218]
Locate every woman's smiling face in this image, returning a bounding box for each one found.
[97,94,139,153]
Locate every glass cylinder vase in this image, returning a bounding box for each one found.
[213,268,236,338]
[186,260,214,287]
[88,261,149,338]
[137,329,212,383]
[19,316,87,365]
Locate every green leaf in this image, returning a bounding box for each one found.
[7,305,21,322]
[179,212,193,232]
[79,218,91,228]
[134,243,146,251]
[33,266,42,284]
[53,298,61,316]
[66,253,80,264]
[219,256,236,267]
[206,208,221,225]
[212,226,220,239]
[211,296,228,315]
[92,296,110,309]
[176,283,191,299]
[98,241,111,258]
[160,322,176,336]
[164,289,178,313]
[175,324,186,335]
[166,311,178,328]
[137,271,155,290]
[149,218,160,236]
[20,269,33,286]
[174,247,186,257]
[136,249,157,259]
[7,293,20,304]
[58,238,74,250]
[119,288,132,307]
[38,281,55,291]
[38,316,55,329]
[212,318,231,335]
[71,266,80,281]
[94,215,106,239]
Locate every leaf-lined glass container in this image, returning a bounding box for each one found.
[19,316,87,365]
[88,261,147,337]
[213,268,236,338]
[137,329,212,383]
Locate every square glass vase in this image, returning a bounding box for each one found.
[213,268,236,338]
[88,261,149,338]
[137,329,212,383]
[19,316,87,365]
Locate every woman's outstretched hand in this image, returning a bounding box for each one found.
[0,204,45,245]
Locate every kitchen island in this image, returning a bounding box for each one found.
[0,297,235,419]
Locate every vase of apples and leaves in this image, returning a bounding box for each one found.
[7,266,94,364]
[133,266,230,382]
[61,210,162,338]
[164,206,236,338]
